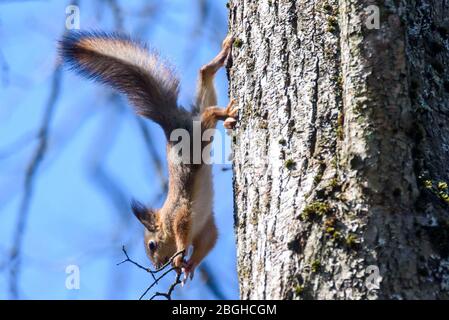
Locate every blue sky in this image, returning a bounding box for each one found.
[0,0,238,299]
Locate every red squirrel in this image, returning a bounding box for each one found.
[59,31,237,281]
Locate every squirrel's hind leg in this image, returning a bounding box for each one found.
[195,35,234,113]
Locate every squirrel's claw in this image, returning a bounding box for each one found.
[225,99,238,117]
[222,34,234,50]
[181,268,188,287]
[180,260,196,284]
[224,99,238,129]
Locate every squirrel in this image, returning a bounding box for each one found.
[59,31,237,281]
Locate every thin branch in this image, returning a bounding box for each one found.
[150,272,182,300]
[116,246,156,282]
[138,266,177,300]
[8,62,63,299]
[118,246,184,276]
[117,246,185,300]
[7,0,79,300]
[136,118,168,192]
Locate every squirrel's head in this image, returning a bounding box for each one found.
[131,200,177,269]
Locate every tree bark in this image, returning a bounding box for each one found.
[228,0,449,299]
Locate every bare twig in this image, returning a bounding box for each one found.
[117,246,185,300]
[138,266,177,300]
[117,246,156,282]
[118,246,184,276]
[150,272,182,300]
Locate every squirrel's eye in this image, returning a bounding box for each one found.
[148,240,157,251]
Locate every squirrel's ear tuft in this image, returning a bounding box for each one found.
[131,199,147,220]
[131,199,156,231]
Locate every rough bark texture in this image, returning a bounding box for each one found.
[228,0,449,299]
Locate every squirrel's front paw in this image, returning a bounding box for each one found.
[224,99,238,129]
[173,255,184,270]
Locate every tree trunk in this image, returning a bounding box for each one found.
[228,0,449,300]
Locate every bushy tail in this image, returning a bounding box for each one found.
[59,31,184,136]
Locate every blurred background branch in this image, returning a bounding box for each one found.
[9,61,63,299]
[7,0,80,300]
[0,47,10,86]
